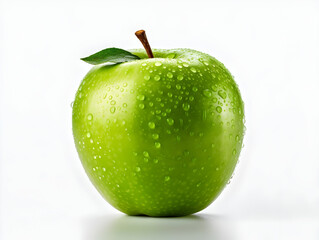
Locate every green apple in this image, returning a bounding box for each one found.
[73,36,245,217]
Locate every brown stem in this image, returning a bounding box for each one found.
[135,30,154,58]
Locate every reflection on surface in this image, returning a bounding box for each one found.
[84,213,235,240]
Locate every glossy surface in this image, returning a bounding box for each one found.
[72,49,245,216]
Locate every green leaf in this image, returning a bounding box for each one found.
[81,47,140,65]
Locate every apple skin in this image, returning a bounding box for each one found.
[72,48,245,217]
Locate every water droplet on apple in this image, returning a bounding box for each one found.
[110,107,116,113]
[167,72,173,78]
[216,167,219,171]
[139,103,145,109]
[182,103,190,111]
[203,89,212,97]
[167,118,174,126]
[70,101,74,108]
[176,84,181,90]
[153,159,159,164]
[87,114,93,121]
[110,100,116,105]
[144,75,150,81]
[86,132,91,138]
[137,95,145,101]
[211,143,215,148]
[164,176,170,181]
[152,133,159,139]
[155,142,161,148]
[218,90,227,99]
[232,149,237,155]
[177,75,184,81]
[135,167,141,172]
[183,63,189,67]
[216,106,222,113]
[148,121,156,129]
[154,75,161,81]
[212,85,218,92]
[155,62,162,67]
[190,67,197,73]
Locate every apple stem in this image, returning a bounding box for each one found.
[135,30,154,58]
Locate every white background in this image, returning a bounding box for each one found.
[1,0,319,239]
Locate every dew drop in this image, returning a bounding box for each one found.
[148,121,156,129]
[143,151,149,158]
[212,85,218,92]
[135,167,141,172]
[232,149,237,155]
[177,75,184,81]
[190,67,197,73]
[144,75,150,81]
[154,75,161,81]
[167,118,175,126]
[152,133,159,140]
[138,103,145,109]
[182,103,190,111]
[164,176,170,181]
[155,142,161,148]
[176,84,181,90]
[203,89,212,97]
[137,95,145,101]
[110,107,116,113]
[218,90,227,99]
[216,106,222,113]
[183,63,189,67]
[155,62,162,67]
[167,72,173,78]
[87,114,93,121]
[86,132,91,138]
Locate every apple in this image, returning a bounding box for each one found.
[72,31,245,217]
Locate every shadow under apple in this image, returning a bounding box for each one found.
[83,213,235,240]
